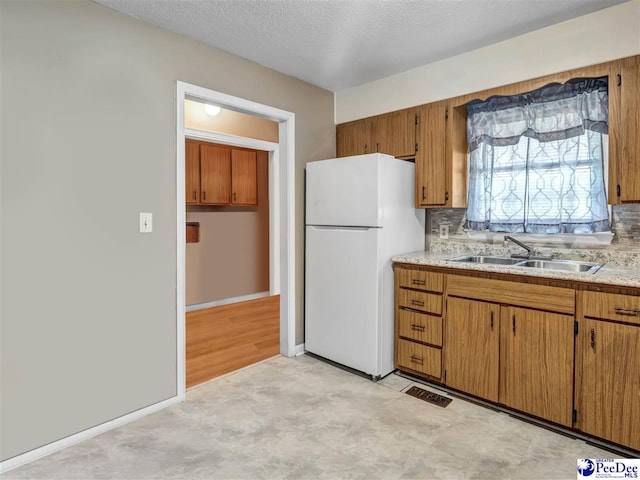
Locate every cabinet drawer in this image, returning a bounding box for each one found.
[397,268,444,293]
[397,289,442,315]
[446,274,574,314]
[397,309,442,346]
[582,291,640,325]
[396,339,441,378]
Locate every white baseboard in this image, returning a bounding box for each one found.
[0,396,179,474]
[186,291,270,312]
[294,343,306,356]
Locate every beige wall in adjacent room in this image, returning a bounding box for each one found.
[0,0,334,462]
[186,150,270,306]
[335,0,640,123]
[184,99,279,143]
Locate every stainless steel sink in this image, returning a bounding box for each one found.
[448,255,523,265]
[518,259,602,274]
[448,255,603,274]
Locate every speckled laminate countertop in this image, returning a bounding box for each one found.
[392,251,640,290]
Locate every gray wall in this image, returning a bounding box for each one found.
[0,0,335,461]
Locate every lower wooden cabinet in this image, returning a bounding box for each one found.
[443,297,499,402]
[577,318,640,451]
[394,263,640,452]
[396,338,441,378]
[499,306,574,427]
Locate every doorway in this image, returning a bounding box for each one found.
[176,82,296,399]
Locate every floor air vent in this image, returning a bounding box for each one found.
[405,386,452,407]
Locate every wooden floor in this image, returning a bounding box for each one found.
[186,295,280,388]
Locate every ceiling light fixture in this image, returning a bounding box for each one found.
[204,104,221,116]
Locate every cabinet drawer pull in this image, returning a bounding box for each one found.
[410,355,424,365]
[410,299,425,307]
[590,328,596,349]
[614,307,640,316]
[411,279,426,286]
[410,323,425,332]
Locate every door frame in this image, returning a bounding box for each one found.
[176,81,296,400]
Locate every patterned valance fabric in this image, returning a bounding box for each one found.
[467,78,609,152]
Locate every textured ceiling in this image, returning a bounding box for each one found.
[94,0,628,91]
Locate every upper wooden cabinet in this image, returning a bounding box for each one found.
[375,109,417,158]
[615,64,640,203]
[200,144,231,205]
[231,149,257,205]
[185,140,201,205]
[336,119,374,157]
[336,108,417,159]
[337,54,640,208]
[186,140,258,206]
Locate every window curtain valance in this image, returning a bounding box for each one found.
[465,77,610,235]
[467,77,609,152]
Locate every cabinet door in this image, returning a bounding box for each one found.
[444,297,500,402]
[185,141,200,205]
[336,119,373,157]
[415,103,447,207]
[231,149,257,205]
[499,306,574,427]
[200,144,230,204]
[375,109,416,158]
[578,319,640,450]
[618,65,640,202]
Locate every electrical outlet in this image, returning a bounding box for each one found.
[139,212,153,233]
[439,224,449,240]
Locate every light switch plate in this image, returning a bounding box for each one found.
[439,224,449,240]
[139,212,153,233]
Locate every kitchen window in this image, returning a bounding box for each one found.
[465,78,610,235]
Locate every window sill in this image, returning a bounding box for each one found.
[465,231,614,247]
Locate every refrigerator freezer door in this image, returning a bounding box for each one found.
[306,154,385,227]
[305,225,380,376]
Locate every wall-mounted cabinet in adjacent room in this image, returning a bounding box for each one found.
[185,139,258,206]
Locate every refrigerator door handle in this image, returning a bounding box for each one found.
[308,225,378,231]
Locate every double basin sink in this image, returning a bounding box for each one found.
[448,255,603,274]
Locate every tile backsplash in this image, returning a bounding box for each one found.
[428,205,640,266]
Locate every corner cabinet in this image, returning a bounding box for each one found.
[393,264,640,451]
[185,139,258,206]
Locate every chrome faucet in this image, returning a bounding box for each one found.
[504,235,535,258]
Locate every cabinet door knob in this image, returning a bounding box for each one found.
[490,311,494,331]
[422,186,426,201]
[590,328,596,349]
[233,192,237,202]
[193,190,196,200]
[512,314,516,336]
[203,191,206,201]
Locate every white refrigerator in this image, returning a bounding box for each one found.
[305,153,426,379]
